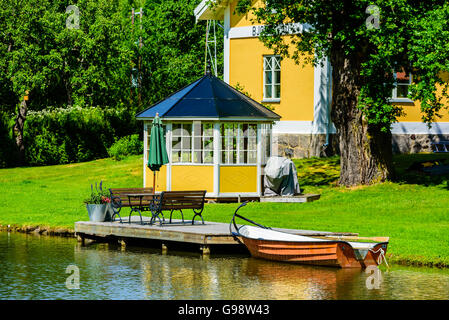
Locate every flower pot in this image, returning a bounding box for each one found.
[86,204,109,222]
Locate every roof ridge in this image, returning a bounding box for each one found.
[210,76,223,117]
[162,74,208,117]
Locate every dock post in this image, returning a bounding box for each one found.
[77,234,85,246]
[201,245,210,256]
[161,243,168,255]
[119,239,127,250]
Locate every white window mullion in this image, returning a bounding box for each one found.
[237,124,241,164]
[271,57,275,99]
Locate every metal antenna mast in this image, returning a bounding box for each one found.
[204,20,218,76]
[130,7,143,105]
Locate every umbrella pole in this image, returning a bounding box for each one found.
[153,171,156,193]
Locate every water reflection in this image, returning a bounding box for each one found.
[1,232,448,300]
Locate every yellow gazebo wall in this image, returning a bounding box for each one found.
[219,166,258,193]
[145,165,167,191]
[171,165,214,192]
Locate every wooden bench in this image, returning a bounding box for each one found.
[151,190,207,225]
[109,187,154,224]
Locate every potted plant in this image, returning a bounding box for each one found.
[84,181,112,222]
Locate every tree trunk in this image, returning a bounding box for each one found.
[13,99,28,165]
[330,51,393,186]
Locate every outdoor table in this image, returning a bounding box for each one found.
[125,193,161,225]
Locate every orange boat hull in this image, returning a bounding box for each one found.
[241,237,388,268]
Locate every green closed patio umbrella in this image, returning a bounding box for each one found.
[148,113,169,193]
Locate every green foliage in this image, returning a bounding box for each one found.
[1,154,449,266]
[84,180,111,204]
[0,0,134,111]
[108,134,143,161]
[0,112,18,168]
[0,0,224,167]
[21,106,136,166]
[238,0,449,131]
[293,156,340,187]
[139,0,223,107]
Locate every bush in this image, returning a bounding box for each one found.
[0,112,18,168]
[0,106,140,167]
[22,106,139,165]
[108,134,143,160]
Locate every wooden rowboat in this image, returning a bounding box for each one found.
[230,203,389,268]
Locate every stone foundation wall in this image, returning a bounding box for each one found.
[273,133,339,158]
[392,134,449,154]
[273,133,447,158]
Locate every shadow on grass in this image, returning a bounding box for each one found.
[392,153,449,189]
[293,153,449,189]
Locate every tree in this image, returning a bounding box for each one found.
[0,0,59,164]
[0,0,135,164]
[139,0,223,108]
[237,0,449,186]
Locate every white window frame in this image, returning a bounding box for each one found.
[170,122,214,164]
[193,121,214,164]
[391,70,413,103]
[220,123,257,165]
[171,123,192,163]
[262,55,281,102]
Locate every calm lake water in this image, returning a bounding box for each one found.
[1,232,448,300]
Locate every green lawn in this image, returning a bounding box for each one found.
[1,154,449,267]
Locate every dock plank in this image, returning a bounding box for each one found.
[75,217,357,247]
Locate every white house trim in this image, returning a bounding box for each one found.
[256,123,262,196]
[138,117,273,122]
[194,0,229,22]
[272,120,449,135]
[391,122,449,134]
[143,122,148,188]
[272,120,336,134]
[213,122,220,196]
[223,5,230,83]
[312,57,334,136]
[229,23,309,39]
[165,123,172,191]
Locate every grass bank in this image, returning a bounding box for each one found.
[1,154,448,267]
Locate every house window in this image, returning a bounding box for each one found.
[193,122,214,164]
[392,70,412,100]
[171,122,214,164]
[260,123,272,165]
[221,123,257,164]
[171,123,192,163]
[263,55,281,100]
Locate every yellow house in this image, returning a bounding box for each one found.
[194,0,449,156]
[136,71,280,198]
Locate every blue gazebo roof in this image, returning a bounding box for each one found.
[135,73,281,120]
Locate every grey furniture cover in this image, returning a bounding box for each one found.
[263,156,301,196]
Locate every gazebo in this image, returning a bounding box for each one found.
[135,71,281,199]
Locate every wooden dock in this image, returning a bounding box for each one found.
[260,194,321,203]
[205,193,321,203]
[75,217,358,254]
